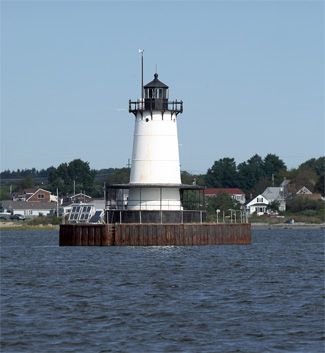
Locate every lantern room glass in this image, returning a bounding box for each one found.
[144,87,168,99]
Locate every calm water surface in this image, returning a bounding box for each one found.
[1,228,324,353]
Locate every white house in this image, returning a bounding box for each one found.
[246,186,287,215]
[246,195,269,215]
[1,200,57,217]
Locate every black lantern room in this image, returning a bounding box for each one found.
[144,73,169,110]
[129,73,183,116]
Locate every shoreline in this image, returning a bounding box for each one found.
[0,222,59,231]
[251,222,325,230]
[1,222,324,232]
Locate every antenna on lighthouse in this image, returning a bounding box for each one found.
[138,49,144,101]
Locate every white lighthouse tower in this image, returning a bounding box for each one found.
[105,63,205,224]
[128,73,183,211]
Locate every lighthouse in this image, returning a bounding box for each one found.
[59,60,252,245]
[104,67,206,224]
[128,73,183,211]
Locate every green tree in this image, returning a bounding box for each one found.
[206,193,240,221]
[315,175,325,196]
[48,159,95,195]
[263,154,287,180]
[181,171,195,185]
[298,157,325,195]
[205,158,238,187]
[238,154,265,191]
[105,168,130,184]
[20,175,34,189]
[180,171,205,186]
[298,157,325,177]
[206,193,240,213]
[68,159,96,193]
[0,186,10,201]
[250,176,271,197]
[292,167,318,191]
[267,200,280,213]
[286,197,324,213]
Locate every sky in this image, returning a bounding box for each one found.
[1,0,324,174]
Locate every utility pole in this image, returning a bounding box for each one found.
[127,158,131,169]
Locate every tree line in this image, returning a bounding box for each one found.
[1,155,324,200]
[205,154,324,197]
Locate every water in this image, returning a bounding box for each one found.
[1,228,324,353]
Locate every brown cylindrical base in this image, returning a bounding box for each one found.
[59,223,251,246]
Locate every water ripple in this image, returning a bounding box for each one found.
[1,228,324,353]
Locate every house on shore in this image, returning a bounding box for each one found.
[246,194,269,216]
[63,193,92,205]
[261,187,286,212]
[246,186,285,215]
[1,200,57,217]
[3,187,58,217]
[12,188,57,203]
[295,186,322,201]
[204,188,246,205]
[246,181,323,216]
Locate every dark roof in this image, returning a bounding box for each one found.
[144,73,168,89]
